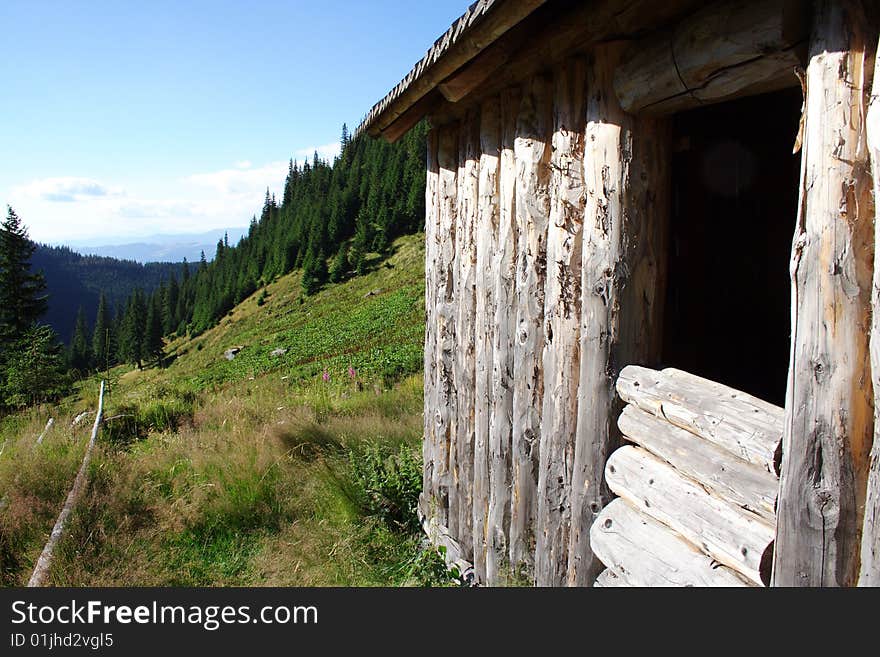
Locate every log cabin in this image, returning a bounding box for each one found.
[357,0,880,586]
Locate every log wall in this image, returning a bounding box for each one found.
[422,46,669,585]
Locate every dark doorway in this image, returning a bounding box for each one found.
[661,88,802,405]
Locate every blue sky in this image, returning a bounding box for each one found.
[0,0,467,244]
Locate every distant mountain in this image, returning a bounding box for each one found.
[62,228,248,264]
[31,245,185,343]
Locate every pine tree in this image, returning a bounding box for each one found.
[92,292,113,373]
[0,207,48,347]
[69,306,91,372]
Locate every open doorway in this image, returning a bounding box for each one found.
[661,88,802,405]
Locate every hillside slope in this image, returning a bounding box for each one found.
[0,234,457,587]
[32,244,183,342]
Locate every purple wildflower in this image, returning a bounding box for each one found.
[348,366,357,379]
[322,369,330,382]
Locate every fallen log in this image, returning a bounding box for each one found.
[617,405,777,522]
[616,365,783,474]
[590,498,753,587]
[29,381,105,587]
[605,445,775,586]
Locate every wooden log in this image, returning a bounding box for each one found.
[594,568,630,587]
[508,74,552,576]
[566,45,671,586]
[614,0,807,115]
[535,57,586,587]
[618,405,778,523]
[472,100,498,581]
[418,493,475,584]
[486,89,519,585]
[773,0,875,587]
[423,130,440,502]
[617,365,783,474]
[35,418,54,446]
[861,37,880,588]
[606,446,775,586]
[454,110,480,558]
[590,498,754,587]
[29,382,105,587]
[433,124,460,529]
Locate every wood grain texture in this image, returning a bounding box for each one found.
[535,57,586,587]
[618,405,778,523]
[614,0,807,115]
[566,46,671,586]
[433,125,460,529]
[773,0,875,587]
[472,101,497,581]
[454,110,480,557]
[861,36,880,587]
[590,499,753,587]
[509,74,552,577]
[617,365,783,474]
[423,130,440,502]
[486,89,519,585]
[606,446,775,586]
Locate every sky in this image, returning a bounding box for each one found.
[0,0,468,245]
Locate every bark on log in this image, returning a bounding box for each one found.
[423,130,440,501]
[590,498,754,587]
[861,36,880,588]
[535,57,586,587]
[433,125,460,529]
[454,111,480,557]
[606,446,776,586]
[485,89,519,585]
[617,365,783,474]
[472,101,498,581]
[614,0,808,115]
[566,46,671,586]
[618,405,778,523]
[773,0,875,587]
[508,74,552,576]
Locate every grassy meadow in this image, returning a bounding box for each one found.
[0,234,459,587]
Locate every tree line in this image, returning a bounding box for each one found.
[0,121,428,402]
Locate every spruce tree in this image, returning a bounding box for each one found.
[144,292,164,367]
[92,292,112,373]
[69,305,91,372]
[329,243,348,283]
[119,289,147,369]
[2,324,67,408]
[0,207,47,346]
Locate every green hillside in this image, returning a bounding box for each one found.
[0,234,459,586]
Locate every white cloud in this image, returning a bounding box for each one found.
[294,142,341,163]
[3,147,331,245]
[12,177,125,203]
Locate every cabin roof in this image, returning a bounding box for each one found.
[356,0,545,141]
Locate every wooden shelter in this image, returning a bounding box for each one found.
[358,0,880,586]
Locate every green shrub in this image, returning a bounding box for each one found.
[348,442,421,533]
